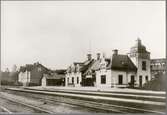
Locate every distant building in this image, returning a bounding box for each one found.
[65,39,151,88]
[150,58,166,78]
[18,62,50,86]
[41,69,66,86]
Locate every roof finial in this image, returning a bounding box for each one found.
[137,37,141,42]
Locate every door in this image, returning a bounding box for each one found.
[139,76,142,87]
[118,75,123,85]
[131,75,135,86]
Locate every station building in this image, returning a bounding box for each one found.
[65,39,151,88]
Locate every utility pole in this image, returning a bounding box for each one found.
[0,70,1,88]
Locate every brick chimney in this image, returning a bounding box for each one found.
[87,54,92,61]
[96,53,101,60]
[113,49,118,55]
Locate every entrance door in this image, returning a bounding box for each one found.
[118,75,123,85]
[131,75,135,87]
[139,76,142,87]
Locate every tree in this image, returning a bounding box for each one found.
[12,65,17,72]
[5,68,9,72]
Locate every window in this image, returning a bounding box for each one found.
[77,77,79,84]
[72,77,74,84]
[139,76,142,87]
[38,67,42,72]
[67,78,69,83]
[118,75,123,85]
[101,75,106,84]
[145,76,148,82]
[142,61,146,71]
[150,65,153,69]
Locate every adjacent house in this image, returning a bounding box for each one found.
[18,62,50,86]
[150,58,166,78]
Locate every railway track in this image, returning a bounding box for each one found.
[25,87,166,102]
[31,94,166,114]
[0,105,12,113]
[5,88,166,114]
[0,94,54,114]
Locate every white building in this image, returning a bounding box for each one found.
[129,38,151,87]
[84,50,137,88]
[65,39,151,88]
[65,54,93,87]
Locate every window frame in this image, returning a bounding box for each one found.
[142,61,147,71]
[77,77,79,84]
[118,75,123,85]
[72,77,74,84]
[145,76,148,82]
[101,75,106,84]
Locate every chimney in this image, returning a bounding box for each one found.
[113,49,118,55]
[87,54,92,61]
[96,53,101,60]
[136,38,142,46]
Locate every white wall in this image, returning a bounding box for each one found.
[136,58,151,87]
[18,71,31,84]
[111,70,136,88]
[95,69,136,88]
[96,69,112,88]
[41,77,46,86]
[65,72,81,87]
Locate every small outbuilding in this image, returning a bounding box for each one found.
[41,72,66,86]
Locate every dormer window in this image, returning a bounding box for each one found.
[38,67,42,72]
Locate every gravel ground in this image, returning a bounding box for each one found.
[0,91,102,114]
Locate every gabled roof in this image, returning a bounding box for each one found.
[85,58,111,72]
[130,39,150,54]
[54,69,66,74]
[43,73,65,80]
[89,59,101,71]
[80,59,94,73]
[110,54,137,72]
[151,58,167,63]
[19,62,51,73]
[83,54,137,73]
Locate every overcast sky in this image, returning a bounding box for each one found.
[1,1,165,71]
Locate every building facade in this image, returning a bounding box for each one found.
[150,58,166,78]
[18,62,50,86]
[65,39,151,88]
[129,38,151,87]
[65,54,93,87]
[41,69,66,86]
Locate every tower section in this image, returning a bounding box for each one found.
[129,38,151,87]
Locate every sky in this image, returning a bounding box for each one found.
[1,1,166,71]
